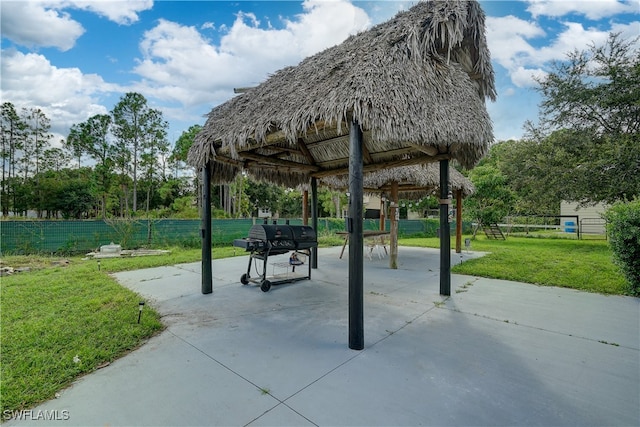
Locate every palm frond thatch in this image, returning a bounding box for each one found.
[188,0,495,183]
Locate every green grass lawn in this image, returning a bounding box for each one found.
[0,236,630,416]
[0,246,239,417]
[399,235,628,295]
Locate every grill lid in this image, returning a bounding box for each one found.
[290,225,317,242]
[248,224,294,241]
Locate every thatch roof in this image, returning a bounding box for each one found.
[188,0,495,184]
[321,163,474,199]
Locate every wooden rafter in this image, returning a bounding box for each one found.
[362,143,374,164]
[297,138,316,165]
[240,151,320,172]
[312,153,450,178]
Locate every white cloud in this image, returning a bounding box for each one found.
[0,0,152,51]
[525,0,638,20]
[486,15,545,70]
[280,0,371,56]
[132,0,370,115]
[611,21,640,45]
[366,1,412,25]
[67,0,153,25]
[0,1,85,51]
[511,66,548,87]
[132,19,241,107]
[486,14,638,88]
[535,22,611,62]
[0,49,118,136]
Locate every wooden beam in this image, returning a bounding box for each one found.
[410,144,439,156]
[389,181,399,270]
[201,162,212,294]
[212,155,244,167]
[456,189,463,253]
[303,190,309,225]
[439,159,451,296]
[311,153,450,178]
[378,184,436,193]
[362,142,374,164]
[297,138,317,165]
[311,178,318,269]
[267,145,304,156]
[239,152,320,171]
[348,119,364,351]
[314,146,441,171]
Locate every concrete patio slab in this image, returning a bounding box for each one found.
[7,246,639,426]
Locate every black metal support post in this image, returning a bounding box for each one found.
[201,162,213,294]
[348,120,364,350]
[311,177,318,269]
[439,159,450,296]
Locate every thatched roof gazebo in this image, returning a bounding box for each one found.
[321,163,474,198]
[322,163,475,268]
[188,0,495,350]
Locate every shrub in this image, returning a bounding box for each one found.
[603,200,640,296]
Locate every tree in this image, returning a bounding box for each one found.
[41,147,70,173]
[1,102,27,216]
[138,109,169,214]
[24,108,52,178]
[530,33,640,205]
[111,92,167,213]
[172,124,201,178]
[465,165,516,229]
[65,124,85,168]
[244,179,284,217]
[22,108,52,217]
[318,188,346,218]
[479,140,560,215]
[280,188,303,218]
[66,114,114,218]
[171,125,201,209]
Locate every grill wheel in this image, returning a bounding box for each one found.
[260,280,272,292]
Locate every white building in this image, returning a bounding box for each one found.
[560,201,609,235]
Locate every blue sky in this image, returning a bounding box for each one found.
[1,0,638,148]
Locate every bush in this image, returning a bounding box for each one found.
[603,200,640,296]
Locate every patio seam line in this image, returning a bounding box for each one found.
[273,298,449,406]
[439,306,640,351]
[164,327,324,427]
[162,329,291,420]
[163,295,447,427]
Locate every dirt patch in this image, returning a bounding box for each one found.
[0,257,72,276]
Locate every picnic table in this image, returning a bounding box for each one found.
[336,230,390,260]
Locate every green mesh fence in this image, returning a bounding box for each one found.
[0,218,472,255]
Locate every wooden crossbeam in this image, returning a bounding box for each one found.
[240,152,320,171]
[311,153,450,178]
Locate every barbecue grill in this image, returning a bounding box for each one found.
[233,222,318,292]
